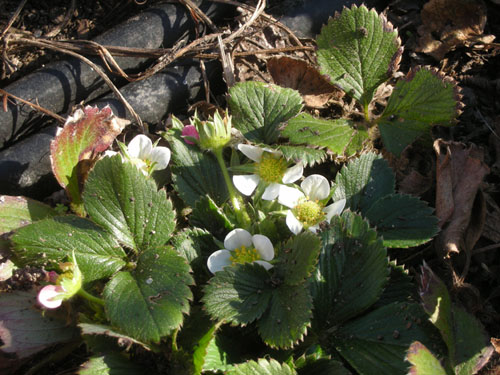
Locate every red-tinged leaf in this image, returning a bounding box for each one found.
[50,106,129,215]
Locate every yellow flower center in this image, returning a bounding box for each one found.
[294,199,325,228]
[257,152,288,183]
[229,245,261,266]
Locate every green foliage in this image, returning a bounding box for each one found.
[277,145,327,167]
[103,246,193,343]
[333,302,439,375]
[190,195,233,239]
[83,155,176,252]
[164,118,229,207]
[311,211,389,326]
[406,341,448,375]
[229,81,303,144]
[378,67,460,155]
[228,358,297,375]
[333,153,439,248]
[11,215,126,283]
[282,113,368,157]
[79,353,145,375]
[316,5,401,109]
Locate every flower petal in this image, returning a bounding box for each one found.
[286,210,303,234]
[103,150,118,158]
[224,228,253,250]
[207,250,232,274]
[282,163,303,184]
[262,183,281,201]
[149,146,171,171]
[37,285,65,309]
[278,185,304,208]
[308,224,320,233]
[233,174,260,196]
[238,144,263,162]
[323,198,346,221]
[254,260,273,271]
[127,135,153,159]
[301,174,330,200]
[252,234,274,261]
[181,125,199,145]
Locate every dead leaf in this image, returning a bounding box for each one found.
[267,56,343,108]
[416,0,495,60]
[434,139,489,257]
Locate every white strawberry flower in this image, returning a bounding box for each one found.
[105,134,171,175]
[207,228,275,274]
[279,174,346,234]
[232,144,303,200]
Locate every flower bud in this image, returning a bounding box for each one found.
[192,110,232,152]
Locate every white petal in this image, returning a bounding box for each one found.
[224,228,253,250]
[127,135,153,159]
[262,183,281,200]
[149,146,171,171]
[252,234,274,261]
[207,250,231,274]
[282,163,303,184]
[308,225,320,233]
[286,210,303,234]
[237,144,263,162]
[323,198,346,221]
[254,260,273,271]
[278,185,304,208]
[232,174,260,196]
[37,285,64,309]
[103,150,117,158]
[301,174,330,200]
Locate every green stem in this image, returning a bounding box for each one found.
[214,148,251,228]
[77,288,105,306]
[363,102,370,122]
[171,328,179,352]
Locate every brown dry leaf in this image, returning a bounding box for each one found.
[267,56,343,108]
[416,0,495,60]
[434,139,489,257]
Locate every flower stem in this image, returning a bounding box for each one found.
[363,103,370,122]
[77,288,105,306]
[214,148,251,228]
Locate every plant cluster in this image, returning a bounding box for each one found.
[0,6,492,375]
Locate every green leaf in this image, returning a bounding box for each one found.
[0,290,78,358]
[406,342,448,375]
[50,106,128,215]
[277,145,327,167]
[372,261,419,308]
[164,123,229,207]
[333,302,440,375]
[0,195,57,234]
[79,323,151,351]
[192,324,217,375]
[0,195,57,252]
[316,5,401,108]
[453,307,490,375]
[79,353,145,375]
[364,194,439,248]
[103,246,193,343]
[83,155,176,252]
[276,231,321,286]
[170,227,216,265]
[333,152,395,215]
[11,216,126,283]
[229,358,297,375]
[378,67,460,155]
[258,283,312,348]
[229,81,303,144]
[190,195,233,239]
[281,114,368,157]
[203,330,245,372]
[202,263,273,325]
[311,211,389,327]
[296,356,351,375]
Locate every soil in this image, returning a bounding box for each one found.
[1,0,500,373]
